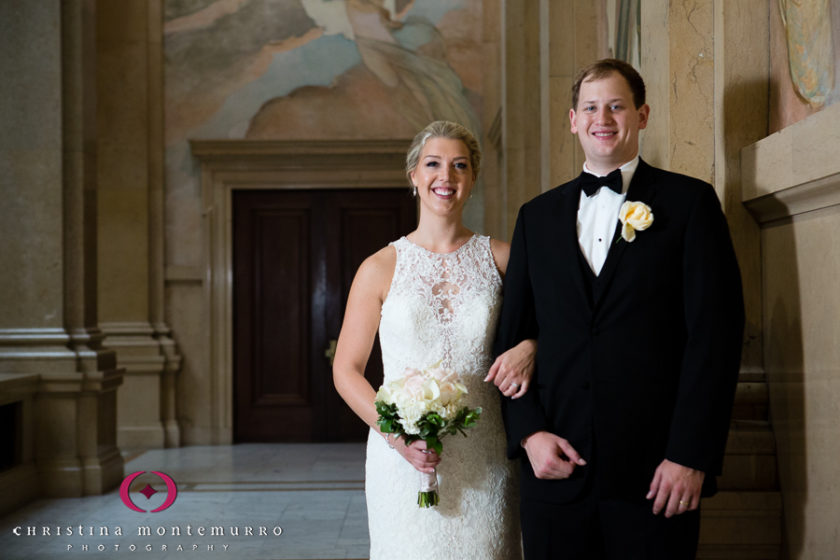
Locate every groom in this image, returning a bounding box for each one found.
[495,59,744,559]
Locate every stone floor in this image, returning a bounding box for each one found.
[0,443,370,560]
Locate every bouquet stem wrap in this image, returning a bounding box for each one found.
[418,469,439,508]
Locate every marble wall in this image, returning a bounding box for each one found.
[743,1,840,556]
[743,102,840,560]
[628,1,840,555]
[492,0,606,240]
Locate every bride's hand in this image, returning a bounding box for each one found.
[387,434,440,473]
[484,338,536,399]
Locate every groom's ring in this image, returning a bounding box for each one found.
[679,500,689,506]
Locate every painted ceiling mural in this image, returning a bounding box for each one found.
[164,0,482,143]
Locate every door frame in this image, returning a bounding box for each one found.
[191,139,412,444]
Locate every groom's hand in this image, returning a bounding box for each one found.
[646,459,705,517]
[521,431,586,479]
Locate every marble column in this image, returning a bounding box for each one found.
[0,1,123,500]
[640,0,764,385]
[499,0,542,238]
[498,0,603,239]
[543,0,606,189]
[96,0,181,449]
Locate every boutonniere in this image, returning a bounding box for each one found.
[616,201,654,243]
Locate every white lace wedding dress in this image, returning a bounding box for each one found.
[365,234,522,560]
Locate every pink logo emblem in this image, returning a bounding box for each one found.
[119,471,178,513]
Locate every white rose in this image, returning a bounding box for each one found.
[422,378,442,403]
[375,385,393,404]
[619,201,654,242]
[402,373,426,401]
[437,381,456,404]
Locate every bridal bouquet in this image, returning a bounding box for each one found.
[374,364,481,507]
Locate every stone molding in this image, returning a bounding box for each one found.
[101,321,181,448]
[742,102,840,223]
[0,330,124,497]
[698,491,782,558]
[190,139,412,444]
[0,328,119,386]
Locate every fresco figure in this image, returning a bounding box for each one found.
[344,0,480,134]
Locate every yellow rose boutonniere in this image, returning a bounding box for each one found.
[618,201,654,242]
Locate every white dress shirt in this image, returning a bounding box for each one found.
[576,156,640,276]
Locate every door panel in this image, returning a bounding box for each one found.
[234,188,416,441]
[254,207,310,404]
[234,192,317,440]
[324,194,417,440]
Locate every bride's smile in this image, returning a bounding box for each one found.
[410,137,474,215]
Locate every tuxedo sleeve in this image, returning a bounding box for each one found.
[666,185,745,474]
[495,207,549,458]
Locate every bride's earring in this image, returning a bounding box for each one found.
[412,185,418,197]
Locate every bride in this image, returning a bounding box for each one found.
[333,121,534,560]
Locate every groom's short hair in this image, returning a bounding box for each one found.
[571,58,646,110]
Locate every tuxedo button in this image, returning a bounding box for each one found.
[590,327,600,336]
[581,381,591,390]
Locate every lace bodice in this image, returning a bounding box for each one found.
[365,234,521,560]
[379,235,502,396]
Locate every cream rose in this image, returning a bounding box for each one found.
[618,200,654,242]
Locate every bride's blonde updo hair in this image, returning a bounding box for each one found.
[405,121,482,188]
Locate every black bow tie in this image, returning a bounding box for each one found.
[579,169,623,197]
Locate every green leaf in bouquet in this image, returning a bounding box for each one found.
[463,407,482,427]
[374,402,398,431]
[374,400,398,419]
[375,401,405,435]
[425,436,443,455]
[417,411,444,439]
[444,406,481,437]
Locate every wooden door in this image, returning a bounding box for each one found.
[233,189,416,442]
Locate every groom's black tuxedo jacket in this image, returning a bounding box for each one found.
[495,159,744,504]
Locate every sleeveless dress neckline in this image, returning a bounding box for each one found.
[400,233,477,256]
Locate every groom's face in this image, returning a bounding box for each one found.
[569,71,650,175]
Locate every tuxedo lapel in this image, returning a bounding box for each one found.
[555,180,592,312]
[593,160,659,306]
